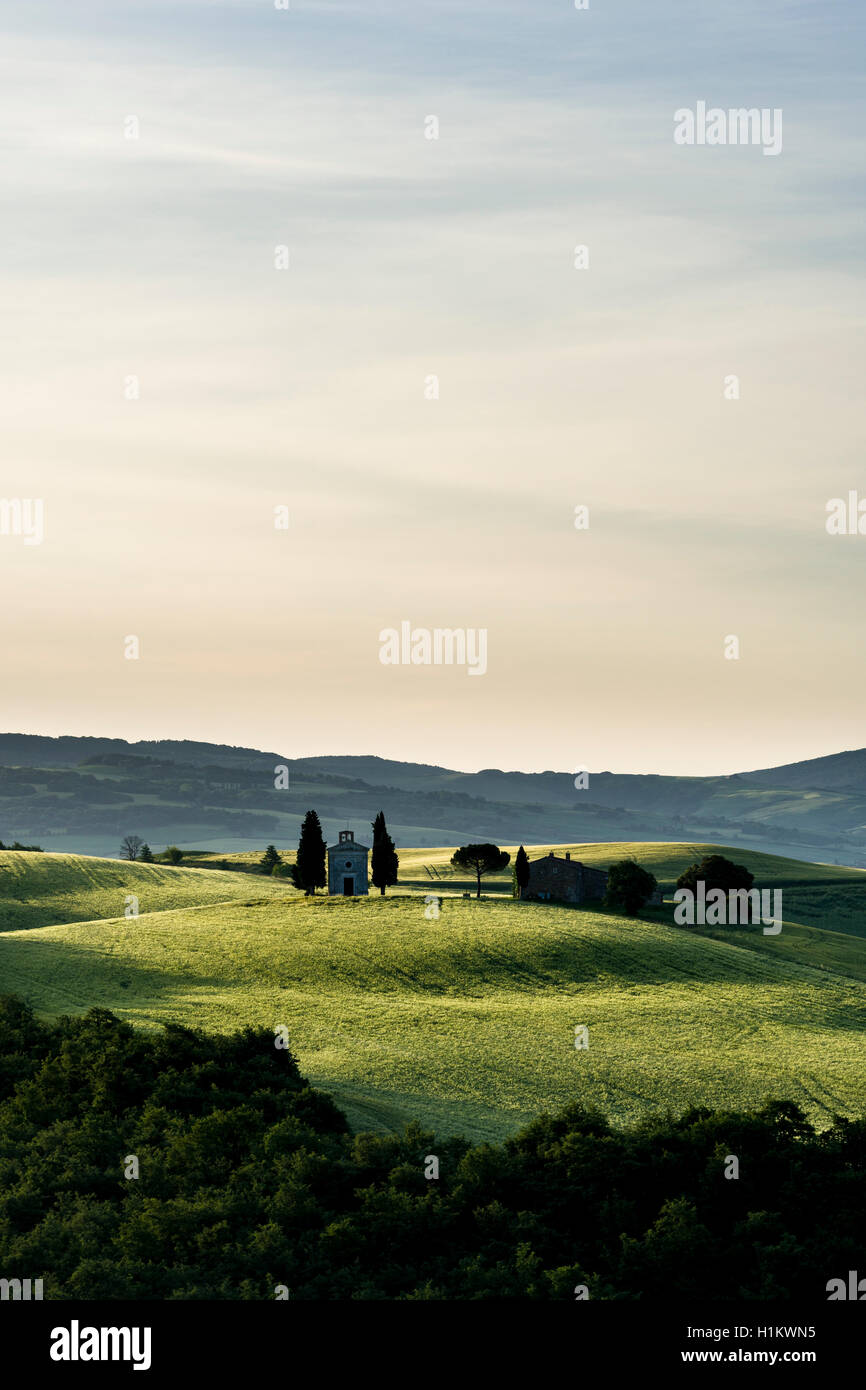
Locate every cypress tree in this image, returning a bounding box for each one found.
[514,845,530,899]
[294,811,327,895]
[370,811,399,895]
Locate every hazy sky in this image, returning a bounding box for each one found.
[1,0,864,776]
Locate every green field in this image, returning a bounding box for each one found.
[0,851,294,931]
[396,839,866,888]
[1,845,864,1144]
[387,842,866,942]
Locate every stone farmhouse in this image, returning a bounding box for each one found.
[327,829,369,897]
[522,850,663,907]
[522,851,609,904]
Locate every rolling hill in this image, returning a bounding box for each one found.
[2,846,864,1143]
[0,851,293,932]
[2,732,866,864]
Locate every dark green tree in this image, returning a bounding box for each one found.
[293,811,327,895]
[0,993,863,1302]
[451,843,510,899]
[676,854,755,923]
[513,845,530,899]
[139,843,155,863]
[259,844,282,874]
[677,854,754,894]
[604,858,657,916]
[162,845,184,865]
[370,812,399,895]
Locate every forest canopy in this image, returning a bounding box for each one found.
[0,996,862,1300]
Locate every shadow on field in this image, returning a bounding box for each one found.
[0,933,220,1019]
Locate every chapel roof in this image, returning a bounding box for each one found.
[327,837,369,854]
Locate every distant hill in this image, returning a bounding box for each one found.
[741,747,866,793]
[0,732,864,865]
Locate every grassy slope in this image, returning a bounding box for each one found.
[694,919,866,981]
[398,840,866,886]
[2,892,864,1143]
[0,851,294,931]
[395,842,866,938]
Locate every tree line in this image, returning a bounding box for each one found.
[119,836,181,864]
[0,996,861,1300]
[118,813,400,895]
[451,841,661,913]
[117,826,758,923]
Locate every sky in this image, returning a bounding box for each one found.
[1,0,864,776]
